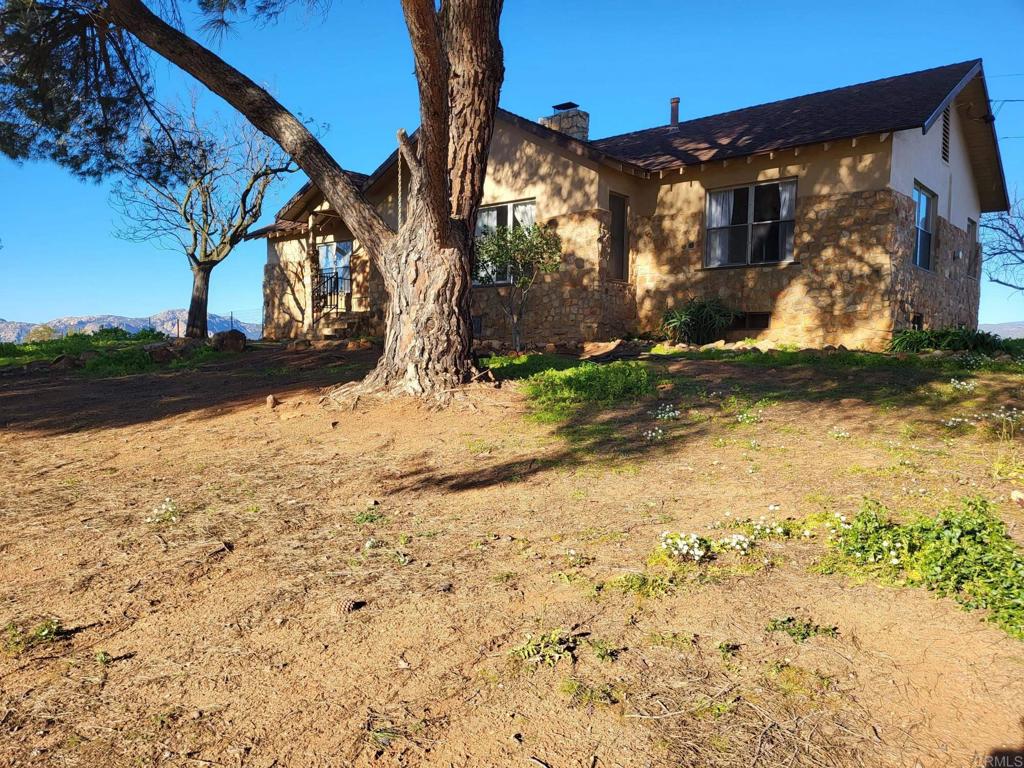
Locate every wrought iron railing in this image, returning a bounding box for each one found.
[313,267,351,315]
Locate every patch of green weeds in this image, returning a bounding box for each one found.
[604,571,676,598]
[354,509,385,525]
[559,676,622,707]
[820,497,1024,639]
[510,629,579,667]
[767,661,834,698]
[717,641,741,658]
[587,638,623,662]
[3,618,64,655]
[765,616,838,643]
[521,360,653,422]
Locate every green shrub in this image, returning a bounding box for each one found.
[661,298,738,345]
[889,327,1004,354]
[91,326,133,341]
[523,361,651,420]
[824,498,1024,638]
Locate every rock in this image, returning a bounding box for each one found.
[798,348,822,357]
[543,343,558,354]
[78,349,100,363]
[699,339,727,351]
[366,498,380,508]
[311,340,343,350]
[822,344,838,353]
[143,342,175,364]
[169,337,205,353]
[266,394,279,410]
[436,582,454,593]
[50,354,80,370]
[286,339,311,351]
[754,340,777,352]
[345,339,373,351]
[211,329,246,353]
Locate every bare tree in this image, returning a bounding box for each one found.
[1,0,505,401]
[111,103,296,338]
[983,194,1024,292]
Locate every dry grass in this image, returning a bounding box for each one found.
[1,345,1023,767]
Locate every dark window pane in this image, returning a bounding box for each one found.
[726,225,748,264]
[915,230,932,269]
[750,222,781,263]
[753,183,781,223]
[730,187,749,226]
[747,312,771,330]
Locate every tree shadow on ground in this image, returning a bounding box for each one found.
[0,345,377,435]
[384,353,1024,495]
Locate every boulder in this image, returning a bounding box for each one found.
[169,337,205,355]
[50,354,80,370]
[699,339,727,351]
[143,342,175,364]
[344,339,373,351]
[211,329,247,353]
[286,339,312,351]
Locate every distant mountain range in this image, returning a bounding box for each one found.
[0,309,261,343]
[980,322,1024,339]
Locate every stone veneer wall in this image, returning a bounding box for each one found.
[632,189,911,351]
[888,191,980,331]
[470,208,635,348]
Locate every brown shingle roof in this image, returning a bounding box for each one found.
[591,60,983,170]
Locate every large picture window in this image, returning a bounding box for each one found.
[706,179,796,267]
[912,183,935,270]
[474,199,536,284]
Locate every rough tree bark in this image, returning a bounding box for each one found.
[104,0,504,398]
[185,262,214,338]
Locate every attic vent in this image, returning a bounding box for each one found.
[941,107,950,163]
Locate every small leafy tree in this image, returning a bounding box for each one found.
[25,325,56,342]
[474,223,562,352]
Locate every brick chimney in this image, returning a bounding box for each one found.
[539,102,590,141]
[670,97,680,126]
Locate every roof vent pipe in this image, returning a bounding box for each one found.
[670,97,680,126]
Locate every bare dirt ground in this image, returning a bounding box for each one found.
[1,344,1023,768]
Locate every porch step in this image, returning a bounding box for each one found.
[316,311,372,340]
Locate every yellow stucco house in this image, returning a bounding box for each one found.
[253,59,1008,351]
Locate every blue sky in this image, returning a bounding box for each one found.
[1,0,1022,326]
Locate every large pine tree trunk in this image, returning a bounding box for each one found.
[362,198,475,395]
[185,263,213,339]
[106,0,504,401]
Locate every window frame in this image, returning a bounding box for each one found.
[608,191,630,282]
[912,182,936,271]
[704,178,798,268]
[473,198,537,286]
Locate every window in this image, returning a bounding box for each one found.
[318,241,352,285]
[941,107,951,163]
[967,218,979,277]
[706,179,796,267]
[609,192,629,281]
[728,312,772,332]
[474,199,536,284]
[912,183,936,270]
